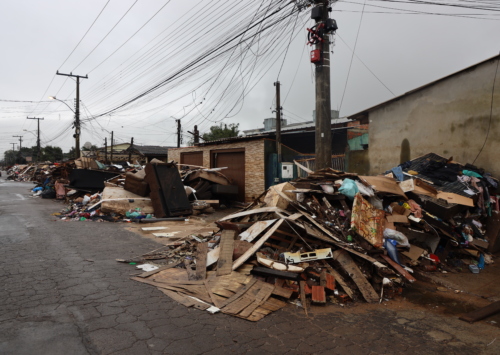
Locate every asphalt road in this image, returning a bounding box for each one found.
[0,176,499,355]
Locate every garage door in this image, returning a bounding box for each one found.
[211,149,245,202]
[180,151,203,167]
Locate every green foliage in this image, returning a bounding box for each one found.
[201,123,240,142]
[41,146,63,162]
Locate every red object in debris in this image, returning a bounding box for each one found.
[325,273,335,291]
[304,283,313,295]
[310,49,321,63]
[429,254,440,264]
[311,286,326,303]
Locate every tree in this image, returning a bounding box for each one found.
[66,147,77,160]
[201,123,240,142]
[41,146,63,162]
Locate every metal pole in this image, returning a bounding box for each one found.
[104,137,108,163]
[110,131,114,163]
[177,119,181,148]
[128,137,134,163]
[55,71,88,159]
[275,81,282,164]
[314,0,333,169]
[27,117,44,162]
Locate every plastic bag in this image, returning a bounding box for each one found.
[339,178,359,200]
[383,228,410,248]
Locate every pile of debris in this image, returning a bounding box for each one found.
[124,153,498,321]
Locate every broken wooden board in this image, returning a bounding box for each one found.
[232,219,285,270]
[436,191,474,207]
[359,175,407,198]
[459,301,500,323]
[386,214,409,224]
[332,250,379,303]
[195,242,208,280]
[218,207,285,222]
[137,261,181,278]
[380,254,416,283]
[264,182,296,210]
[239,219,277,242]
[217,230,236,276]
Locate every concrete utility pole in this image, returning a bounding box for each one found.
[310,0,337,169]
[176,119,181,148]
[128,137,134,163]
[13,135,23,151]
[27,117,44,162]
[110,131,114,163]
[56,71,88,159]
[274,81,282,164]
[193,125,200,144]
[10,143,16,152]
[104,137,108,163]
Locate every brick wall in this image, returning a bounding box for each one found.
[168,140,265,202]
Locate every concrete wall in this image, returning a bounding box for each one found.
[367,58,500,176]
[168,140,265,202]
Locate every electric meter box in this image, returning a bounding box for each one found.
[280,162,295,180]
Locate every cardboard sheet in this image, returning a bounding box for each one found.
[360,176,407,198]
[351,193,385,248]
[436,192,474,207]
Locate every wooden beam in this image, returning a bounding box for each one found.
[217,230,236,276]
[195,242,208,280]
[232,219,285,270]
[332,250,379,303]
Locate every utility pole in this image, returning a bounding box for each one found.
[128,137,134,163]
[13,135,23,151]
[176,119,181,148]
[10,143,16,152]
[274,81,282,164]
[308,0,337,169]
[27,117,44,162]
[110,131,114,163]
[193,125,200,144]
[56,71,88,159]
[104,137,108,163]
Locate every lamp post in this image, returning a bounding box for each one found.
[49,96,80,159]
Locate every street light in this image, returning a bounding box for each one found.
[49,96,80,159]
[49,96,75,113]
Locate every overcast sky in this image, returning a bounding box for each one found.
[1,0,499,157]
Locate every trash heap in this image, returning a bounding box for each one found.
[125,153,498,321]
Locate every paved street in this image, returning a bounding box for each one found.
[0,177,499,355]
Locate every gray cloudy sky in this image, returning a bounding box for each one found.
[1,0,499,157]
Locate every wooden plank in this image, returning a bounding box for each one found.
[221,282,262,315]
[320,269,327,287]
[294,159,313,174]
[159,289,197,307]
[239,282,275,318]
[184,259,197,280]
[272,285,293,299]
[136,261,181,278]
[311,286,326,304]
[459,301,500,323]
[204,280,221,308]
[232,219,285,270]
[195,242,208,280]
[218,207,283,222]
[217,230,236,276]
[380,254,416,283]
[239,220,277,242]
[299,281,308,316]
[332,250,379,303]
[218,278,258,308]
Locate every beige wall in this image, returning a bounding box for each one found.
[168,140,265,202]
[367,58,500,176]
